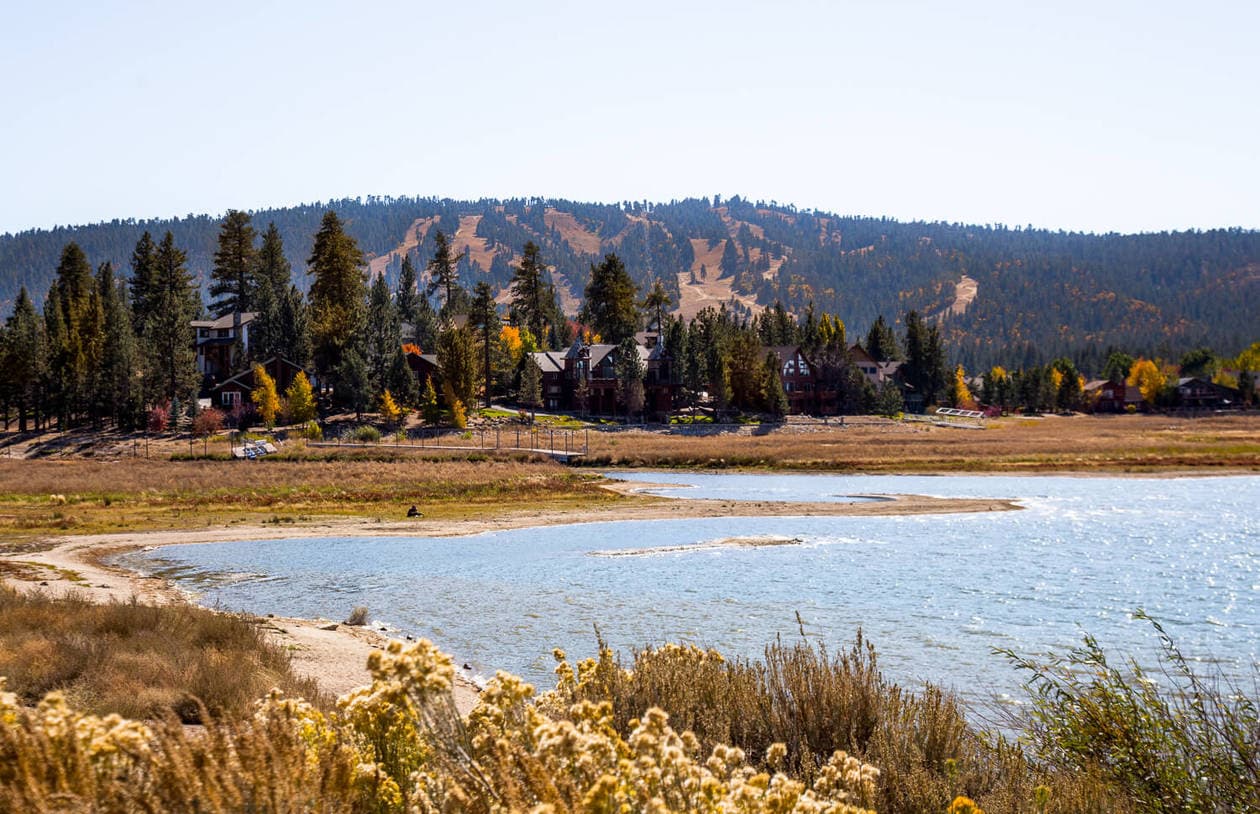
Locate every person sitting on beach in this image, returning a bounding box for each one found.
[407,505,422,517]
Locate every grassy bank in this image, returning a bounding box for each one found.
[0,457,618,545]
[577,414,1260,472]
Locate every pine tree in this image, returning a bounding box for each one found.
[252,223,308,365]
[365,273,402,397]
[255,222,291,301]
[144,232,201,407]
[45,243,101,425]
[614,336,646,420]
[902,311,945,405]
[128,231,159,339]
[436,323,477,409]
[334,347,371,419]
[209,210,257,317]
[96,263,143,429]
[469,281,500,407]
[2,288,45,432]
[874,379,904,416]
[386,348,418,406]
[396,254,422,333]
[581,253,639,344]
[719,239,740,277]
[510,241,549,345]
[308,211,367,396]
[762,352,790,419]
[865,315,899,361]
[519,358,543,410]
[641,278,672,333]
[425,230,462,314]
[285,371,317,424]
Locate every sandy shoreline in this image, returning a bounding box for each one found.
[3,485,1019,713]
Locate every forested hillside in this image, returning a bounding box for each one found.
[3,195,1257,368]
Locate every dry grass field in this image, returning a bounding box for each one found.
[0,413,1255,544]
[580,413,1260,471]
[0,457,616,545]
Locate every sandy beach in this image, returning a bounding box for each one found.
[3,483,1019,713]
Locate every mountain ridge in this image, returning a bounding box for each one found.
[2,195,1257,370]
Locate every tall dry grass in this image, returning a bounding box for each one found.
[1,601,1250,812]
[541,633,1131,813]
[0,585,322,722]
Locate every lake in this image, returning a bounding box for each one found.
[115,472,1260,702]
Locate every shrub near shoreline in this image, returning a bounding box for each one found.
[0,585,321,721]
[1,618,1254,812]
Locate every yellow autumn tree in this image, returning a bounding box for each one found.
[1127,358,1166,403]
[250,364,281,428]
[499,325,524,365]
[379,389,403,425]
[951,364,975,409]
[284,371,317,424]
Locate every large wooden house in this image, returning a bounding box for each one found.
[193,312,255,385]
[1084,379,1145,412]
[529,336,675,419]
[1175,377,1238,410]
[765,346,817,415]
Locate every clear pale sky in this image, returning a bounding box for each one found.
[1,0,1256,235]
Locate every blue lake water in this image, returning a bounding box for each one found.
[115,472,1260,702]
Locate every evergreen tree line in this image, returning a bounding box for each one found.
[5,196,1257,374]
[4,206,1257,432]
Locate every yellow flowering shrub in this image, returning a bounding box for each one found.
[0,639,883,813]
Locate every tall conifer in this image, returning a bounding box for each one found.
[144,232,201,406]
[308,211,367,394]
[581,253,639,344]
[209,210,258,317]
[129,231,158,338]
[2,288,45,431]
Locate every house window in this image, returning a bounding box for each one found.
[221,391,241,407]
[797,359,810,376]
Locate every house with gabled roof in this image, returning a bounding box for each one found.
[1175,377,1238,410]
[528,334,676,419]
[192,311,255,384]
[209,356,309,412]
[1084,379,1145,413]
[765,345,816,415]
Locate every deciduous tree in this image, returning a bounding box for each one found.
[285,371,317,424]
[250,363,280,428]
[1127,358,1165,404]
